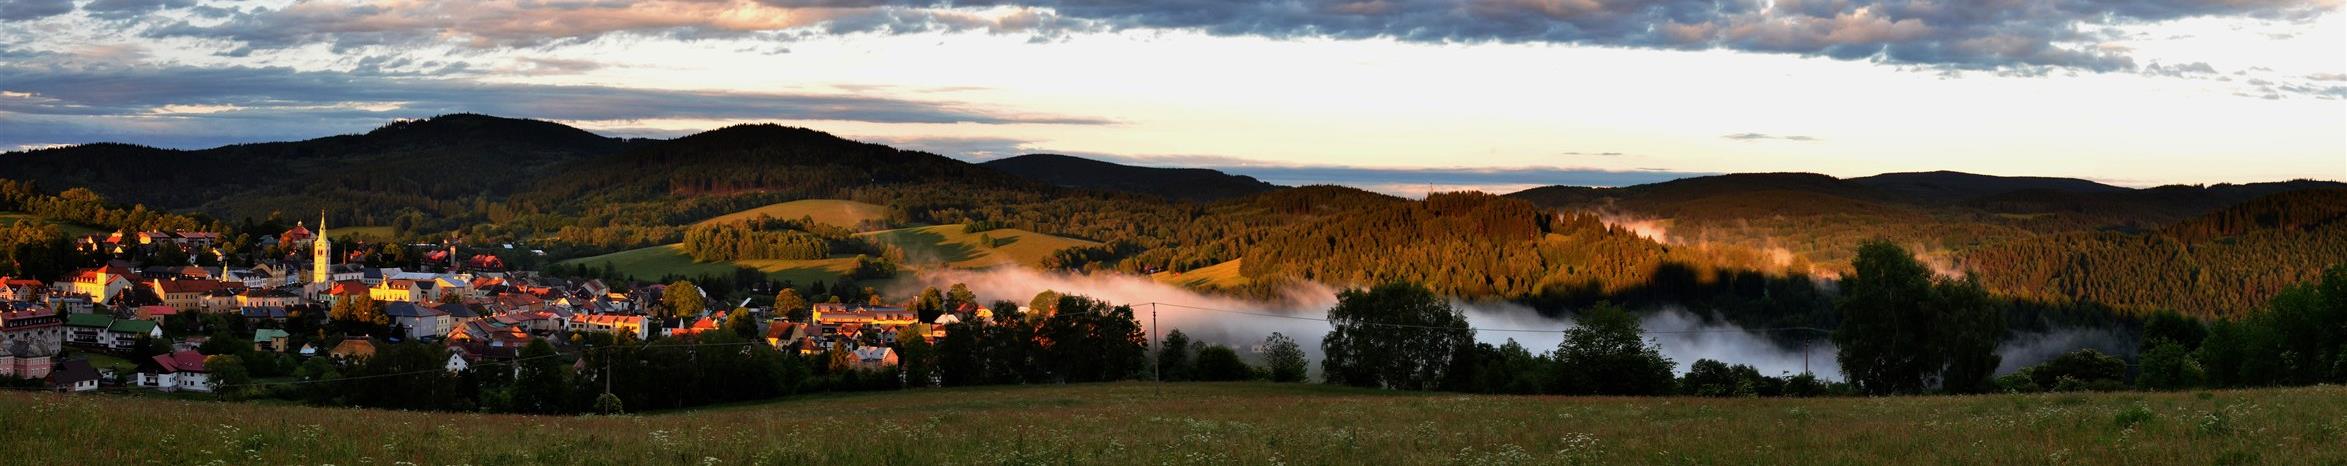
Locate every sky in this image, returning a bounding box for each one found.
[2,0,2342,195]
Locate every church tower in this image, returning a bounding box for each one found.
[312,211,332,285]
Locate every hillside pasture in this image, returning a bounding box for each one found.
[1153,258,1252,289]
[696,199,891,230]
[856,224,1097,269]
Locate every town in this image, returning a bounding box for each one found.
[0,215,1129,412]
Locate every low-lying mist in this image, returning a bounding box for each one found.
[899,267,1843,380]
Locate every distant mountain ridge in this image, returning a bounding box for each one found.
[978,153,1280,202]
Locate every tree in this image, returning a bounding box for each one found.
[2137,341,2204,390]
[512,339,569,413]
[1261,332,1308,383]
[914,287,945,323]
[329,292,388,330]
[723,308,760,341]
[1553,302,1675,395]
[664,280,705,320]
[1834,241,2004,395]
[1932,279,2004,394]
[1028,290,1061,322]
[895,323,937,387]
[204,355,251,399]
[1035,295,1148,383]
[775,288,809,322]
[1320,282,1472,390]
[1193,345,1256,381]
[946,283,978,312]
[1157,329,1196,382]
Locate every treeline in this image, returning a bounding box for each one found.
[1961,190,2347,318]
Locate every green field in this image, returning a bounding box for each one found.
[557,243,862,284]
[2,382,2340,464]
[333,225,398,241]
[697,199,891,229]
[857,224,1098,269]
[1154,258,1252,289]
[0,211,105,237]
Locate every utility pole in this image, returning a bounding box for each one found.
[1151,302,1161,396]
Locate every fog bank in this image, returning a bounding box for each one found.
[900,267,1841,380]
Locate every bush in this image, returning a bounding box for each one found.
[1193,346,1256,381]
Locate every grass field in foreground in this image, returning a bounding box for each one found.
[555,243,861,284]
[2,382,2340,465]
[856,224,1098,269]
[696,199,890,229]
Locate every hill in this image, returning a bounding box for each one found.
[857,224,1099,269]
[0,114,633,223]
[1850,170,2127,204]
[979,153,1280,202]
[695,199,892,230]
[3,382,2340,464]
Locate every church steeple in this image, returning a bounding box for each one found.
[312,211,332,285]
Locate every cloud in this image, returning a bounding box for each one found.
[2141,61,2220,78]
[1560,151,1629,157]
[1723,132,1821,141]
[0,64,1110,148]
[0,0,73,21]
[110,0,2330,72]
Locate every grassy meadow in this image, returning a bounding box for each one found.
[856,224,1098,269]
[0,211,105,236]
[3,382,2341,465]
[1153,258,1253,289]
[697,199,891,229]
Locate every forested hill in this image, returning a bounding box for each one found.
[0,114,635,223]
[6,113,2342,319]
[979,154,1280,202]
[1849,170,2127,204]
[1960,189,2347,318]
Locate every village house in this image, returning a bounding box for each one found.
[385,302,452,341]
[853,346,899,369]
[136,350,212,392]
[149,279,223,311]
[568,314,648,341]
[56,264,135,306]
[47,359,100,392]
[253,329,290,352]
[63,313,160,351]
[134,305,178,322]
[1,304,65,379]
[371,279,437,303]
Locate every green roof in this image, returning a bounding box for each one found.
[254,329,289,340]
[108,319,157,335]
[64,313,113,328]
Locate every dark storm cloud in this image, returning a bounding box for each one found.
[82,0,198,19]
[0,65,1111,148]
[130,0,2331,71]
[0,0,74,21]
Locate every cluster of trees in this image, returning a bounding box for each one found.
[932,294,1149,385]
[1833,241,2005,394]
[678,216,854,262]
